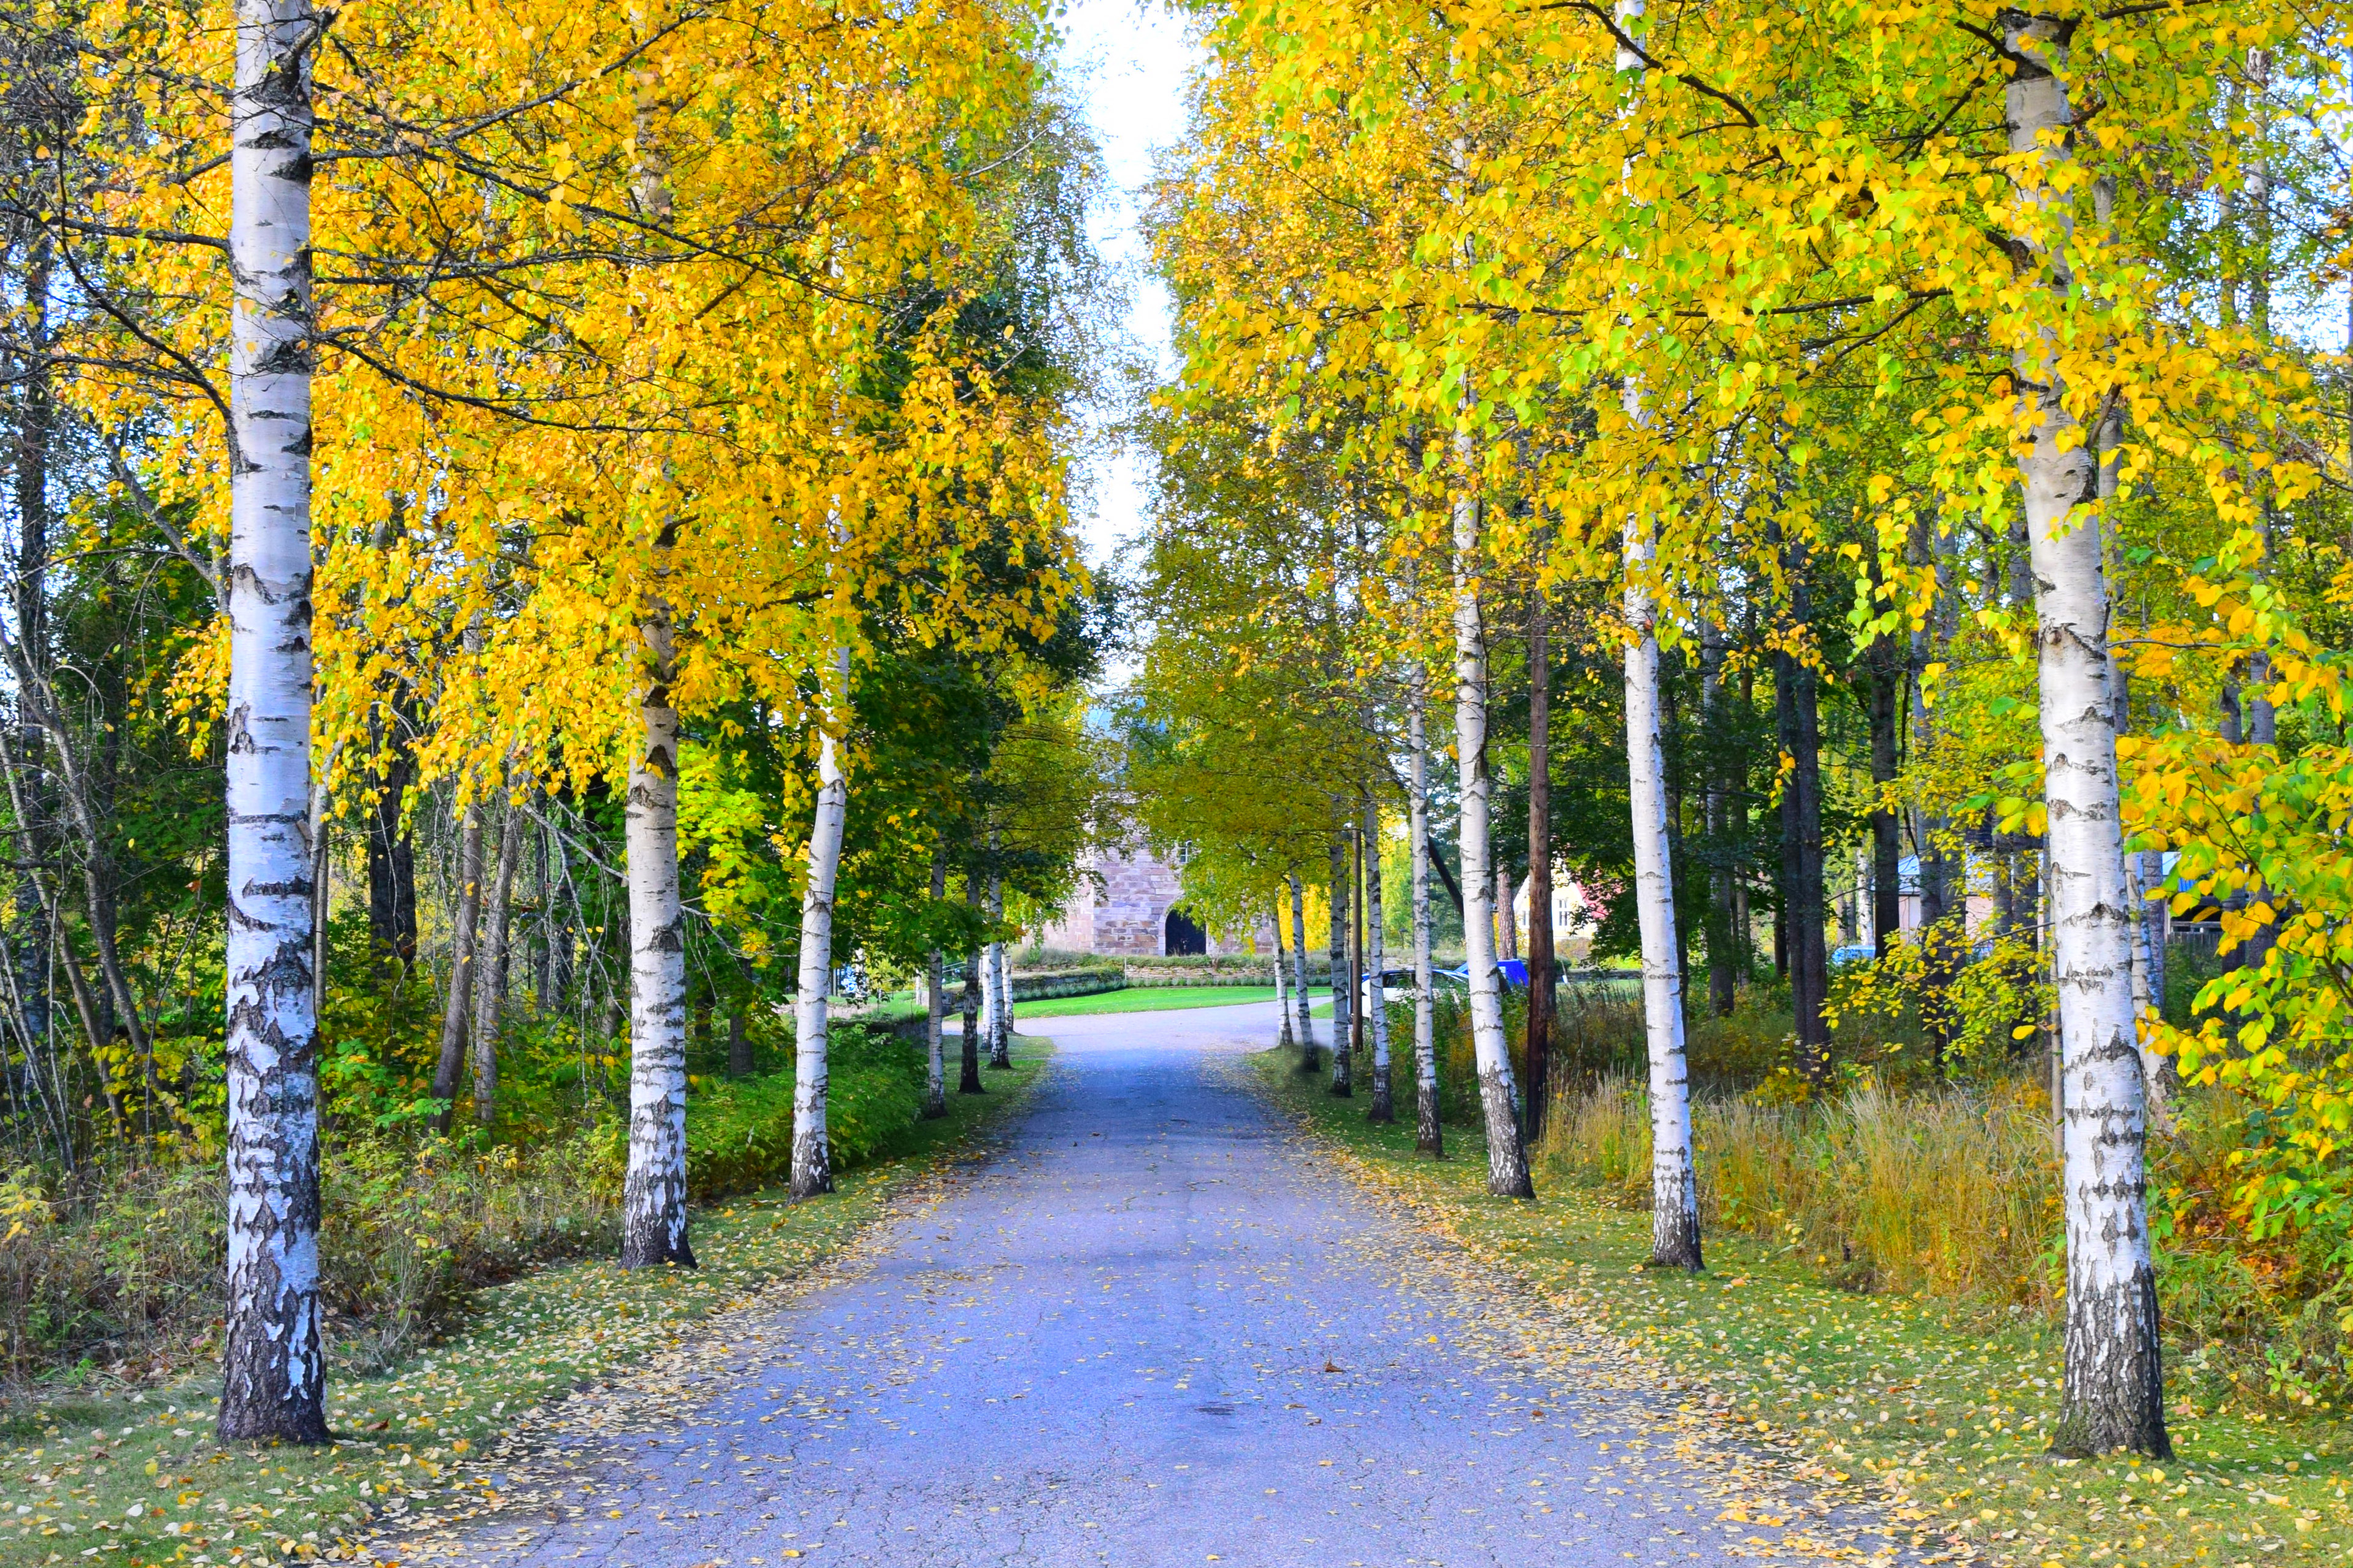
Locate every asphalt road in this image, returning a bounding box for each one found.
[434,1003,1816,1567]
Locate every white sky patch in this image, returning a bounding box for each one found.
[1057,0,1197,577]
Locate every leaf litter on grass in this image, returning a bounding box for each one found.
[1249,1047,2353,1568]
[0,1047,1057,1568]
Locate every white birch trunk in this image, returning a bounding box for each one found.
[1408,671,1441,1157]
[1621,430,1702,1269]
[1325,828,1352,1095]
[1613,0,1700,1269]
[2122,854,2173,1134]
[986,866,1011,1069]
[618,85,691,1269]
[1289,873,1315,1068]
[1273,899,1293,1047]
[218,0,326,1442]
[620,590,693,1268]
[1364,790,1392,1122]
[923,853,947,1119]
[1451,438,1533,1198]
[790,646,851,1199]
[2008,12,2168,1456]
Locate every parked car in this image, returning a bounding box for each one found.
[1359,968,1418,1010]
[1435,959,1529,989]
[1828,943,1876,969]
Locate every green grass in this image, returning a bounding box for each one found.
[0,1041,1053,1568]
[1013,985,1275,1018]
[1254,1046,2353,1568]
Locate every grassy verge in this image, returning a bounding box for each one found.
[1013,985,1275,1019]
[0,1039,1053,1568]
[1254,1048,2352,1568]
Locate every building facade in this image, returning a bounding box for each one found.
[1033,844,1269,957]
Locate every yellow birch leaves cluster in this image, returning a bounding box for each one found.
[59,0,1083,808]
[1154,0,2353,1228]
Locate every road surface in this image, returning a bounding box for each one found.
[423,1003,1885,1567]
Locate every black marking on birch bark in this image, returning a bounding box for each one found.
[1651,1192,1704,1272]
[2055,1265,2170,1457]
[647,913,685,953]
[1478,1067,1535,1199]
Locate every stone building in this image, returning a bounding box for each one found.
[1033,844,1269,957]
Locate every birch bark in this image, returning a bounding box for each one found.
[1289,873,1315,1069]
[2005,11,2168,1456]
[986,866,1011,1069]
[959,864,985,1095]
[1622,411,1701,1269]
[620,540,692,1269]
[1526,603,1555,1136]
[218,0,327,1441]
[1615,0,1697,1263]
[790,646,851,1199]
[1451,438,1533,1198]
[923,852,947,1119]
[617,72,692,1269]
[1364,790,1392,1123]
[1273,898,1294,1049]
[1408,671,1442,1158]
[1325,828,1352,1096]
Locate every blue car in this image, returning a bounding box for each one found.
[1437,960,1529,988]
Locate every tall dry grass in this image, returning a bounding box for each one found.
[1,1132,619,1388]
[1539,1076,2060,1314]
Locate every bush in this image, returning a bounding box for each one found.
[1,1023,935,1390]
[1,1132,620,1385]
[667,1023,926,1199]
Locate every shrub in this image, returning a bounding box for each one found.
[1,1132,620,1385]
[1,1023,934,1390]
[668,1023,926,1199]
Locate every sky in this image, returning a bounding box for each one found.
[1053,0,1200,574]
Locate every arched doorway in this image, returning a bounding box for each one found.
[1163,907,1208,956]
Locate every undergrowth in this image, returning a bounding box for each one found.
[1261,1046,2353,1568]
[2,1022,939,1391]
[0,1038,1051,1568]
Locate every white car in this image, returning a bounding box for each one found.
[1359,968,1418,1010]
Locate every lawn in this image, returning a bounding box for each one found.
[1255,1047,2352,1568]
[0,1041,1054,1568]
[1013,984,1276,1018]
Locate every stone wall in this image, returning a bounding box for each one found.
[1034,844,1276,957]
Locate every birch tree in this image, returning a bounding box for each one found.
[923,852,948,1118]
[1289,872,1314,1066]
[1362,789,1392,1123]
[791,648,852,1199]
[986,868,1012,1069]
[1407,671,1441,1158]
[1451,448,1533,1198]
[620,522,693,1268]
[217,0,327,1444]
[1325,829,1352,1095]
[2004,11,2167,1456]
